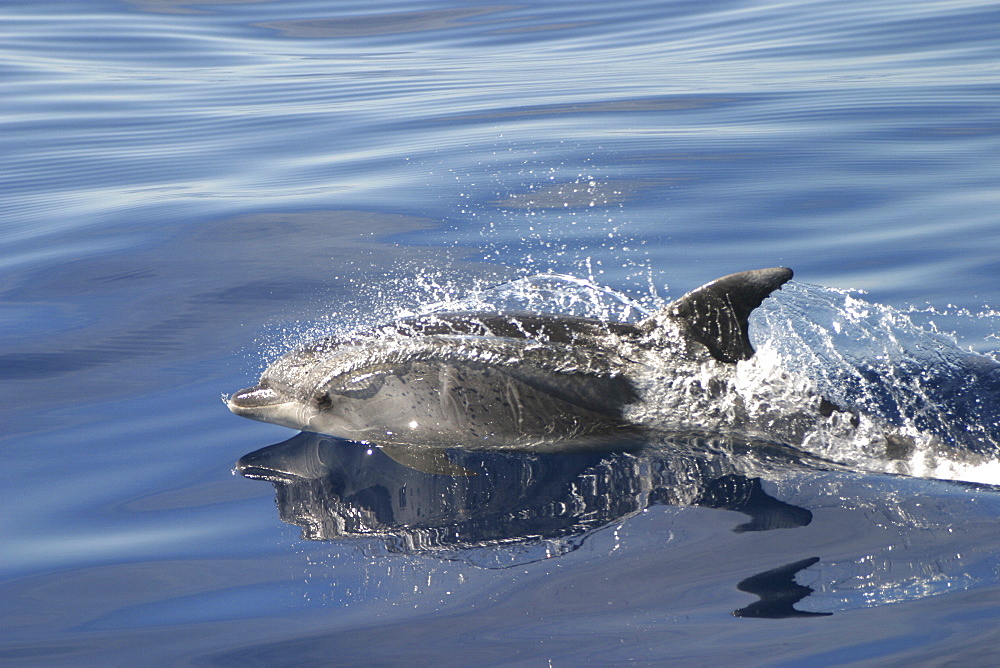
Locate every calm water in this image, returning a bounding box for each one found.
[3,0,1000,664]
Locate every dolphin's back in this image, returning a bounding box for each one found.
[378,311,641,345]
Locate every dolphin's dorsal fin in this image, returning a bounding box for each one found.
[663,267,793,363]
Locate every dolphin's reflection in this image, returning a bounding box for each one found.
[237,432,828,617]
[236,432,823,547]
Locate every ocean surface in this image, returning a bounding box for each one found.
[3,0,1000,665]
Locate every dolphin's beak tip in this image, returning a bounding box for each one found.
[227,385,283,414]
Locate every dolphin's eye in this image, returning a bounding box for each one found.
[314,393,333,409]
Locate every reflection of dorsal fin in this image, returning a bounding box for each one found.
[733,556,832,618]
[664,267,793,363]
[380,445,476,476]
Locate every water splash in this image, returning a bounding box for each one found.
[752,282,1000,483]
[403,272,654,322]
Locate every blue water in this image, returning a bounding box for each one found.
[3,0,1000,664]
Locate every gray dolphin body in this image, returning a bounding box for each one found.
[228,268,802,449]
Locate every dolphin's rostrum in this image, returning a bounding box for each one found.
[228,268,800,449]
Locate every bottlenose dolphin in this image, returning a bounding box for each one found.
[228,268,806,450]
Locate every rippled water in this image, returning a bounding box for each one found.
[4,0,1000,664]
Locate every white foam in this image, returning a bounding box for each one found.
[919,458,1000,487]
